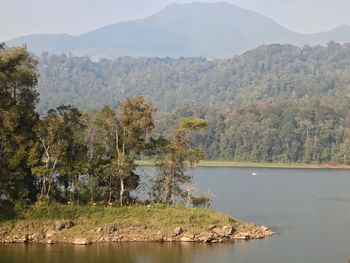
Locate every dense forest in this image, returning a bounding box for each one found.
[0,45,209,218]
[34,42,350,163]
[35,42,350,113]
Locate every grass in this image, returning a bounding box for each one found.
[136,160,350,169]
[0,203,240,241]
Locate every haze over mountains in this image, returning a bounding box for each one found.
[6,2,350,59]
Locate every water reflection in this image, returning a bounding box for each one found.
[0,242,242,263]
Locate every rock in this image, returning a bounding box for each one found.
[72,238,91,245]
[263,229,275,237]
[211,225,234,237]
[18,237,27,243]
[55,220,74,231]
[173,227,183,236]
[222,225,234,235]
[233,232,250,240]
[55,221,64,231]
[105,225,117,233]
[64,220,74,229]
[261,226,269,231]
[208,224,217,230]
[47,239,55,244]
[96,227,102,233]
[23,234,29,243]
[164,237,174,242]
[198,232,214,243]
[180,236,193,242]
[211,227,226,237]
[46,231,56,238]
[180,233,195,242]
[30,233,45,242]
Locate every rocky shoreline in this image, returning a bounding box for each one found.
[0,219,275,245]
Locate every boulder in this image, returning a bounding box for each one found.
[208,224,217,230]
[197,232,214,243]
[222,225,234,235]
[233,232,250,240]
[23,234,29,243]
[211,225,234,237]
[261,226,269,232]
[180,236,193,242]
[46,230,56,238]
[211,227,226,237]
[64,220,74,229]
[173,227,183,236]
[46,239,55,244]
[30,233,45,242]
[180,233,195,242]
[72,238,91,245]
[55,220,74,231]
[105,225,117,233]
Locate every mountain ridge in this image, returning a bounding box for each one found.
[5,2,350,58]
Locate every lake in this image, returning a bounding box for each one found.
[1,167,350,263]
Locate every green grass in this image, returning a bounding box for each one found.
[0,204,241,240]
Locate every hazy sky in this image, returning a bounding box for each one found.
[1,0,350,41]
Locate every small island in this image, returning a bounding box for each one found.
[0,205,275,245]
[0,44,275,247]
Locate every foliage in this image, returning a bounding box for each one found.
[151,117,207,203]
[0,45,39,208]
[191,194,212,209]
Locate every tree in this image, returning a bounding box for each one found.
[86,97,155,206]
[55,105,87,202]
[152,117,207,203]
[0,45,39,207]
[86,106,118,203]
[29,105,87,202]
[28,111,61,199]
[113,97,155,206]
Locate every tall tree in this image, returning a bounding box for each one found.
[0,45,39,206]
[28,111,61,199]
[87,97,155,206]
[113,97,155,206]
[152,117,207,203]
[56,105,87,202]
[86,106,118,203]
[29,105,87,202]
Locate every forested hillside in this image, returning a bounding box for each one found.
[35,43,350,163]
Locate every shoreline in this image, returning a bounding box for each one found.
[136,160,350,170]
[0,205,275,245]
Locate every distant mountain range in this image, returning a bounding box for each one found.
[5,2,350,58]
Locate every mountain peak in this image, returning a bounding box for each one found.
[5,3,350,59]
[157,1,259,16]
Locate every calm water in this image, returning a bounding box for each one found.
[1,167,350,263]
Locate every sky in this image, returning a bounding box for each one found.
[1,0,350,41]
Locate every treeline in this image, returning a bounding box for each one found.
[0,45,209,218]
[156,98,350,163]
[35,42,350,114]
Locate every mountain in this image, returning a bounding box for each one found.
[5,2,350,58]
